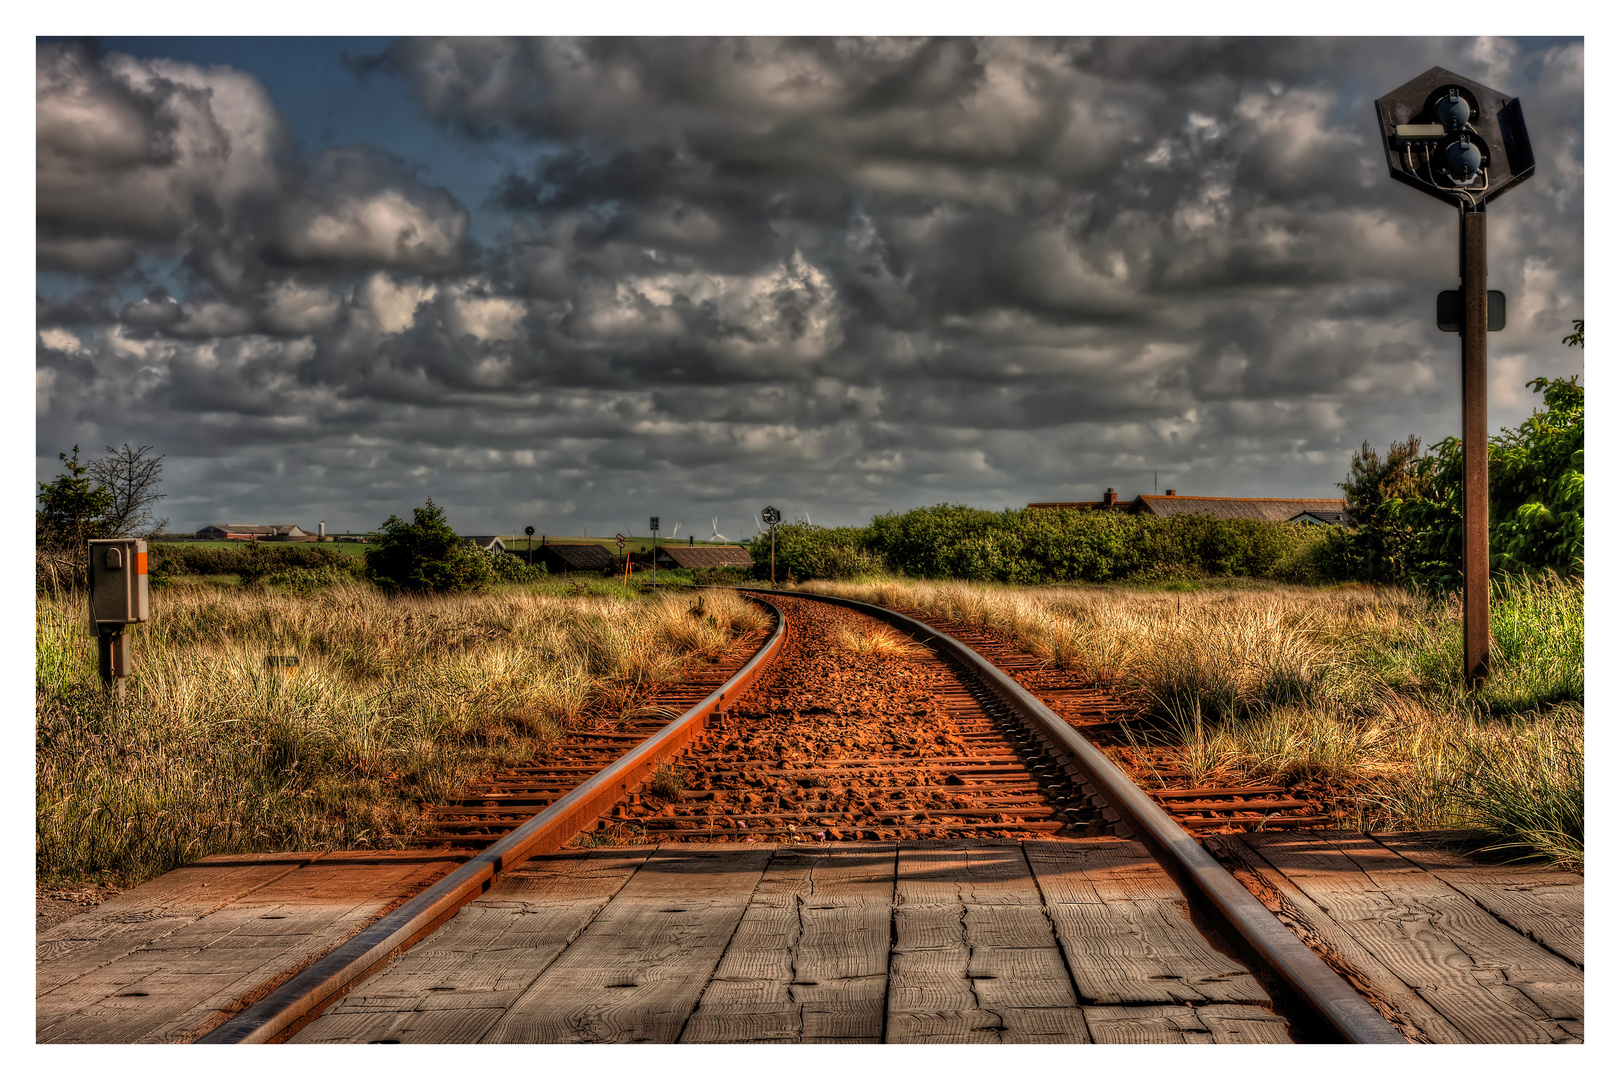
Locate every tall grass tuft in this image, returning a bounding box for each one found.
[36,582,767,886]
[1450,710,1583,870]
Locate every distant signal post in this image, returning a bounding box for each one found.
[761,505,781,585]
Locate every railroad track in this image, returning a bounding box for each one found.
[869,610,1343,833]
[200,588,1402,1045]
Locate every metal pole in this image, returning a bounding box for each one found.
[1461,205,1490,685]
[770,524,776,586]
[98,627,127,699]
[652,529,657,586]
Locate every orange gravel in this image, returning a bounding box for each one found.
[608,594,1096,843]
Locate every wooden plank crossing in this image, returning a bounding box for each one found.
[36,850,463,1044]
[1206,831,1582,1044]
[38,832,1582,1044]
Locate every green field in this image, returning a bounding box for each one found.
[499,534,750,556]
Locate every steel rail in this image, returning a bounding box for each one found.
[198,596,787,1045]
[755,588,1406,1045]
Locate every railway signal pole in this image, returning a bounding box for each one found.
[761,505,781,585]
[649,516,660,586]
[1374,67,1534,686]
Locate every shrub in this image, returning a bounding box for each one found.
[152,542,355,579]
[485,550,546,584]
[692,567,752,586]
[262,566,358,594]
[364,499,495,594]
[748,524,884,582]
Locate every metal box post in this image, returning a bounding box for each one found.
[87,539,149,695]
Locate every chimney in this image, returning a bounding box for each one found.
[1103,487,1118,507]
[1165,489,1176,497]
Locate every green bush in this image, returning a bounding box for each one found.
[364,499,495,594]
[261,565,358,594]
[748,524,885,581]
[691,567,752,586]
[744,505,1333,585]
[1385,375,1583,591]
[485,550,546,584]
[152,542,355,578]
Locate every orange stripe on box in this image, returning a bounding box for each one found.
[136,551,148,575]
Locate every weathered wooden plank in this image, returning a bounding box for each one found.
[287,1007,510,1044]
[36,852,317,996]
[1084,1004,1293,1045]
[682,845,895,1044]
[36,851,461,1044]
[1205,834,1458,1044]
[1243,831,1583,1044]
[887,845,1090,1044]
[1373,833,1583,968]
[478,844,772,1043]
[1025,839,1268,1007]
[893,842,1043,907]
[292,847,655,1043]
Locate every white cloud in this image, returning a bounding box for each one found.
[284,189,468,269]
[360,273,439,334]
[264,282,342,335]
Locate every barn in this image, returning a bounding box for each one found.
[537,543,617,575]
[653,544,755,571]
[1126,494,1349,522]
[195,524,316,541]
[1028,490,1348,522]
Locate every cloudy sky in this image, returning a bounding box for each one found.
[34,33,1585,539]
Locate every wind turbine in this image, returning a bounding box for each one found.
[709,518,728,542]
[668,520,682,539]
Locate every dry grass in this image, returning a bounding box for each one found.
[833,625,921,657]
[799,576,1583,868]
[36,582,767,886]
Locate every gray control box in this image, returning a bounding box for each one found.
[88,538,150,631]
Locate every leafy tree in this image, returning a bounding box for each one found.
[1337,435,1430,582]
[364,499,495,593]
[37,446,112,547]
[36,446,115,591]
[1381,325,1583,589]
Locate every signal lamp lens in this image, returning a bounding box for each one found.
[1446,135,1482,183]
[1435,88,1472,131]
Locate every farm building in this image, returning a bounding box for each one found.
[1028,490,1348,522]
[536,542,617,575]
[653,544,755,571]
[195,524,316,541]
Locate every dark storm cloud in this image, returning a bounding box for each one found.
[38,37,1584,534]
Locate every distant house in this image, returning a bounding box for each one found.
[462,536,507,553]
[195,524,315,541]
[1027,487,1131,512]
[1288,510,1349,527]
[1128,495,1348,523]
[1027,490,1348,523]
[654,544,755,571]
[536,542,617,575]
